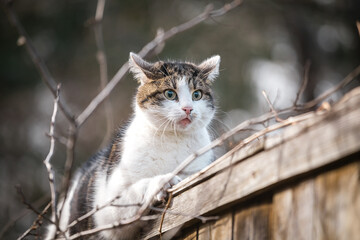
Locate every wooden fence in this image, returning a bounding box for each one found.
[145,86,360,240]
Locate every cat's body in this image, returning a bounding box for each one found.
[46,53,220,239]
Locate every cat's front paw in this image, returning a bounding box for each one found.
[154,174,182,203]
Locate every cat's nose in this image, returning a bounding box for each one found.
[182,107,193,115]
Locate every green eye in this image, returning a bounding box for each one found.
[192,90,203,101]
[164,89,177,100]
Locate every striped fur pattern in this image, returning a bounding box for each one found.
[46,53,220,239]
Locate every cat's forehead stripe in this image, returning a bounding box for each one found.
[136,61,214,109]
[162,62,198,77]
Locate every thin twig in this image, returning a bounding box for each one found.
[159,192,172,238]
[262,90,283,122]
[94,0,114,143]
[75,0,243,127]
[301,64,360,109]
[150,206,218,225]
[46,132,68,146]
[43,84,61,230]
[58,124,77,222]
[65,196,123,231]
[295,60,311,106]
[1,0,74,122]
[0,194,50,239]
[17,203,51,240]
[15,186,55,225]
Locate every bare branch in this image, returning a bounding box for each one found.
[94,0,114,142]
[294,60,311,106]
[46,132,68,146]
[149,206,219,224]
[0,194,50,239]
[58,124,77,221]
[68,219,131,239]
[43,84,61,229]
[15,186,54,225]
[17,203,51,240]
[68,214,156,240]
[75,0,243,127]
[1,0,74,122]
[65,196,122,231]
[262,90,283,122]
[159,192,172,237]
[95,0,106,21]
[301,64,360,109]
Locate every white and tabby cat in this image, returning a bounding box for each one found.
[46,53,220,239]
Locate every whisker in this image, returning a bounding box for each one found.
[172,120,178,138]
[152,117,170,145]
[160,120,171,147]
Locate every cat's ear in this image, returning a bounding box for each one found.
[129,52,154,85]
[198,55,221,82]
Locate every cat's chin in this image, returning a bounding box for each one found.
[179,118,191,127]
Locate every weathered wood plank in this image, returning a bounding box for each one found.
[273,180,315,240]
[198,213,232,240]
[233,203,272,240]
[172,139,264,195]
[312,161,360,240]
[273,161,360,240]
[145,88,360,239]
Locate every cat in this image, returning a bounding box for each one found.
[45,53,220,239]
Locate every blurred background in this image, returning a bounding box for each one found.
[0,0,359,238]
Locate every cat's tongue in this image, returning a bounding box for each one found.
[179,118,191,127]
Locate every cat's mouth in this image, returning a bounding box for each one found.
[179,117,192,127]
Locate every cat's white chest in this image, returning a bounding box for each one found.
[120,116,212,180]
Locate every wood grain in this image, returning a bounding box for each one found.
[198,213,232,240]
[273,162,360,240]
[234,203,272,240]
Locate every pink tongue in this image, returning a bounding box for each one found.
[179,118,191,126]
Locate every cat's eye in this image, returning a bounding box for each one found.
[164,89,177,100]
[192,90,203,101]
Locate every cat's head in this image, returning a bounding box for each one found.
[129,53,220,133]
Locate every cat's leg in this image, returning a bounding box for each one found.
[93,173,181,239]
